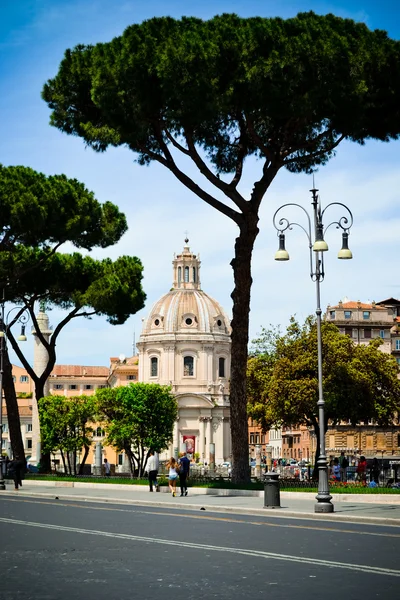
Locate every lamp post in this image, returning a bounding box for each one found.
[0,291,29,490]
[273,186,353,513]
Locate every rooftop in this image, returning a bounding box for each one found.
[50,365,109,377]
[330,301,386,311]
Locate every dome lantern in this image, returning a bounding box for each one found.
[172,238,201,291]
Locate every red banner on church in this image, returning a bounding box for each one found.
[183,435,196,456]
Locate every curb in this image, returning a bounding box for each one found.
[4,489,400,527]
[17,480,400,504]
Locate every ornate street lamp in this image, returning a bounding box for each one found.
[273,186,353,513]
[0,291,29,490]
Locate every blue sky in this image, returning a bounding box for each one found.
[1,0,400,367]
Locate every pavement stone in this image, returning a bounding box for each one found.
[2,480,400,526]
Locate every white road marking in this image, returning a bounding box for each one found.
[4,496,400,538]
[0,516,399,577]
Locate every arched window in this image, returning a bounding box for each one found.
[184,266,189,282]
[192,267,196,282]
[178,267,181,283]
[150,357,158,377]
[218,357,226,378]
[183,356,194,376]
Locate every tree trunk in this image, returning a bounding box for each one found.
[34,380,51,472]
[229,215,259,483]
[66,451,72,475]
[2,349,25,461]
[60,450,67,473]
[125,446,136,478]
[79,445,90,475]
[138,446,145,477]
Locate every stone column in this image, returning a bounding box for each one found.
[173,418,180,459]
[164,345,175,385]
[31,307,52,465]
[137,341,144,382]
[209,443,215,470]
[222,417,231,461]
[93,442,103,476]
[266,445,273,472]
[213,417,224,465]
[200,418,206,462]
[123,452,131,474]
[255,444,262,478]
[168,441,174,459]
[205,417,212,463]
[204,345,214,384]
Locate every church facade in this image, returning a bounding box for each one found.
[136,241,232,465]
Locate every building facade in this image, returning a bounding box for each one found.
[324,299,400,459]
[249,298,400,463]
[325,300,394,352]
[136,241,232,465]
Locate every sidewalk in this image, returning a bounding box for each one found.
[2,480,400,526]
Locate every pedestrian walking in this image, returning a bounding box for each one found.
[338,451,349,482]
[166,457,178,497]
[370,457,380,485]
[178,452,191,497]
[7,458,25,490]
[104,458,111,477]
[147,450,159,492]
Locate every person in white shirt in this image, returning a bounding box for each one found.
[147,451,158,492]
[104,458,111,477]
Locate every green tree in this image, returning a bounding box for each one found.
[95,383,178,477]
[38,394,97,475]
[247,318,400,465]
[0,164,139,463]
[0,164,126,258]
[42,12,400,481]
[5,251,145,470]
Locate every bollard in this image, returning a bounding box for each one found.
[264,472,281,508]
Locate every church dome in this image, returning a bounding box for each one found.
[142,289,231,335]
[141,241,231,337]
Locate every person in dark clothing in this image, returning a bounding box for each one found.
[371,457,380,484]
[178,452,190,497]
[7,459,25,490]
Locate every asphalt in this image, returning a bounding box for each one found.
[2,479,400,526]
[2,495,400,600]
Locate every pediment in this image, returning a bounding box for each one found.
[175,393,214,408]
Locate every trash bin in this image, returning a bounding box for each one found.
[264,472,281,508]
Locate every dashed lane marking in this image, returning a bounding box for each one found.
[0,516,399,577]
[1,496,400,538]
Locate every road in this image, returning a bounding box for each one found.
[0,495,399,599]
